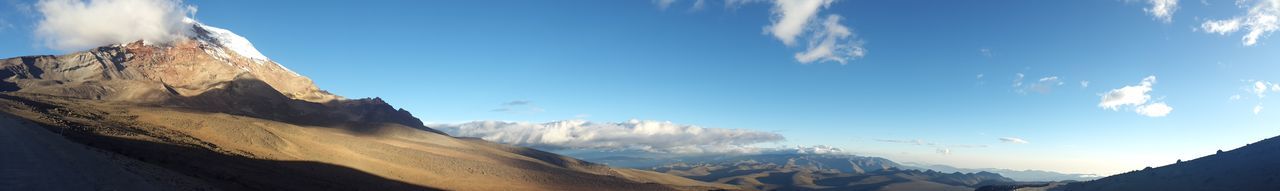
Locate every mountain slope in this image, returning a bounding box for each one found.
[1058,135,1280,191]
[0,21,731,191]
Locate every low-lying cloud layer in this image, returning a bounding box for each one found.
[433,119,785,154]
[35,0,195,51]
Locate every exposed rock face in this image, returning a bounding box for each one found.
[0,24,433,133]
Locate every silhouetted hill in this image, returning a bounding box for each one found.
[1059,135,1280,191]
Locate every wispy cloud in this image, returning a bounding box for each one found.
[1200,0,1279,46]
[653,0,677,10]
[35,0,197,51]
[502,100,532,106]
[999,137,1029,144]
[433,120,785,154]
[876,138,987,155]
[492,100,544,114]
[979,48,993,57]
[0,18,13,32]
[792,14,866,64]
[876,139,929,145]
[1013,73,1065,94]
[1099,76,1173,117]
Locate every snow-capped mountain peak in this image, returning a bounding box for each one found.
[185,18,270,63]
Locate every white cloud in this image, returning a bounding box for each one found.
[793,15,866,64]
[1099,76,1174,117]
[977,74,985,79]
[433,120,785,154]
[999,137,1029,144]
[1254,80,1271,98]
[765,0,864,64]
[655,0,865,64]
[1200,0,1280,46]
[1146,0,1180,23]
[766,0,832,45]
[936,148,951,155]
[1203,18,1243,34]
[979,48,993,57]
[1136,102,1174,117]
[1231,94,1243,100]
[1081,80,1091,88]
[1100,76,1157,110]
[1241,80,1278,114]
[35,0,196,51]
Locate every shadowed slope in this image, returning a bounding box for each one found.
[0,92,733,191]
[1059,135,1280,191]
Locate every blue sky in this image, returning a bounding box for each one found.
[3,0,1280,175]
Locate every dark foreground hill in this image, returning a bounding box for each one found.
[1054,135,1280,191]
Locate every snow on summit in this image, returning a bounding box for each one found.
[187,18,271,62]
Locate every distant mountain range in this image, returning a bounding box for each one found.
[646,154,1016,190]
[900,162,1099,182]
[584,151,1098,183]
